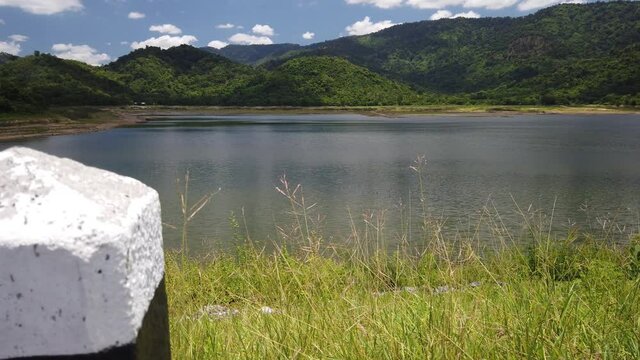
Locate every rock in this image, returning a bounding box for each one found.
[469,281,481,288]
[402,286,419,294]
[197,305,239,319]
[0,147,166,359]
[433,285,452,294]
[260,306,279,315]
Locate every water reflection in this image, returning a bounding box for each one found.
[2,114,639,252]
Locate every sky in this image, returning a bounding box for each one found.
[0,0,591,65]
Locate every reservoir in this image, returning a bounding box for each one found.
[3,113,639,252]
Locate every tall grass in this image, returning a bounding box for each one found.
[165,160,640,359]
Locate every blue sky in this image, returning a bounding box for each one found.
[0,0,589,65]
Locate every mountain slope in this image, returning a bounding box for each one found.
[107,45,258,104]
[0,54,130,111]
[253,2,640,104]
[0,2,638,111]
[203,44,302,65]
[0,52,18,65]
[229,56,420,106]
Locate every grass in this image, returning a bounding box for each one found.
[164,164,640,359]
[166,238,640,359]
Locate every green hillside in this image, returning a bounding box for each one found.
[0,52,18,65]
[229,56,420,106]
[107,45,257,105]
[203,44,302,65]
[259,2,640,105]
[0,2,638,110]
[0,53,130,112]
[0,46,418,109]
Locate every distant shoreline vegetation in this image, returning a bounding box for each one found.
[0,2,639,113]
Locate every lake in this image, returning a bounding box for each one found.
[2,113,640,252]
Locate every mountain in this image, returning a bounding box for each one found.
[239,2,640,105]
[0,53,130,112]
[228,56,420,106]
[0,52,18,65]
[0,2,638,111]
[44,45,417,106]
[0,45,415,108]
[202,44,302,65]
[107,45,257,105]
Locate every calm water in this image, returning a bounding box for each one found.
[3,114,640,251]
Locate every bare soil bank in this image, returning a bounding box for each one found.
[1,105,638,142]
[0,108,143,142]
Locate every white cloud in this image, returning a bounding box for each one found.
[216,23,235,29]
[351,0,514,10]
[345,0,573,10]
[120,41,129,45]
[0,40,20,55]
[345,0,404,9]
[0,19,5,25]
[345,16,397,36]
[453,10,481,17]
[302,31,315,40]
[51,43,111,66]
[464,0,516,9]
[228,33,273,45]
[430,10,453,19]
[431,9,482,19]
[131,35,197,50]
[8,34,28,42]
[128,11,145,19]
[406,0,463,9]
[252,24,274,36]
[208,40,228,49]
[0,34,26,55]
[0,0,83,15]
[517,0,584,11]
[149,24,182,35]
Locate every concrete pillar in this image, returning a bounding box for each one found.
[0,147,170,360]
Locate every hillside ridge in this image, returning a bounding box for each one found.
[0,2,638,110]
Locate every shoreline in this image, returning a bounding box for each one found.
[1,105,639,142]
[0,108,144,142]
[135,104,640,117]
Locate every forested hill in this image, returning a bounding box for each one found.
[0,53,18,65]
[105,46,257,105]
[0,46,419,110]
[0,1,638,111]
[0,54,130,112]
[235,1,640,104]
[202,44,302,66]
[228,56,421,106]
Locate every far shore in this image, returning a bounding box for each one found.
[1,105,639,142]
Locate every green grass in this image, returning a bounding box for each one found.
[166,234,640,359]
[165,165,640,359]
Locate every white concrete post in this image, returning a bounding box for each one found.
[0,147,170,359]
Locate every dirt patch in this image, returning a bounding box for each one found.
[0,108,145,142]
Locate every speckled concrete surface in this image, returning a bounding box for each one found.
[0,147,164,358]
